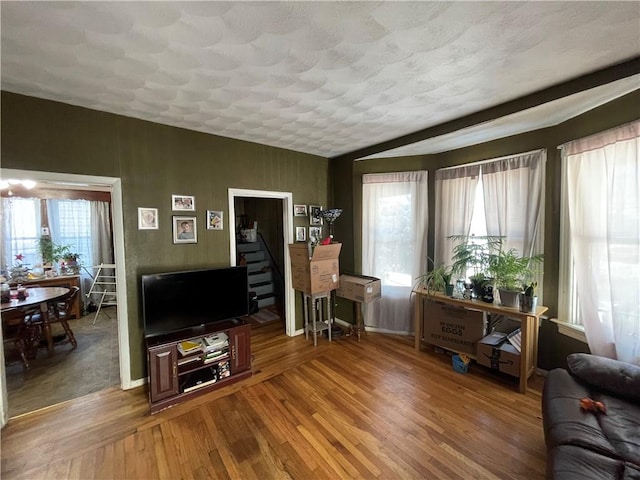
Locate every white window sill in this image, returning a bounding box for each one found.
[551,318,587,343]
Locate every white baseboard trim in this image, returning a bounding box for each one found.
[124,377,146,390]
[334,317,411,336]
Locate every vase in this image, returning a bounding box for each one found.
[519,294,538,313]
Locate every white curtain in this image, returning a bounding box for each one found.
[90,200,114,267]
[1,197,41,271]
[434,165,480,267]
[482,150,546,258]
[563,120,640,364]
[362,171,428,334]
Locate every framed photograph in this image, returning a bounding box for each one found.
[295,226,307,242]
[309,226,323,244]
[294,204,308,217]
[138,207,158,230]
[207,210,223,230]
[173,216,197,244]
[309,205,323,225]
[171,194,195,211]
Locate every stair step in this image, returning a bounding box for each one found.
[252,283,274,296]
[247,260,270,273]
[244,251,265,263]
[257,294,276,308]
[237,242,260,252]
[249,271,273,284]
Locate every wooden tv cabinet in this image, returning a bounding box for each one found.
[146,318,252,414]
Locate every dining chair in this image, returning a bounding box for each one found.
[2,308,33,368]
[30,286,79,352]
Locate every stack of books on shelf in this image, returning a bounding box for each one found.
[201,332,229,364]
[177,339,202,356]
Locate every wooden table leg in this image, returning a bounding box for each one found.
[414,293,423,351]
[40,301,54,356]
[518,314,532,394]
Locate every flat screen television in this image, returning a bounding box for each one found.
[141,266,249,338]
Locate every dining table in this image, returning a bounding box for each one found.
[1,286,70,356]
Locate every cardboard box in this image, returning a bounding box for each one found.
[336,274,381,303]
[477,331,521,377]
[423,300,486,355]
[288,243,341,294]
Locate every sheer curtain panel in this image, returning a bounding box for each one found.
[481,150,546,258]
[362,171,428,334]
[562,121,640,364]
[434,165,480,267]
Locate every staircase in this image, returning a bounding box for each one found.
[237,240,278,308]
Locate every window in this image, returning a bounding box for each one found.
[559,120,640,362]
[434,150,545,290]
[362,171,428,333]
[2,197,111,280]
[1,197,41,269]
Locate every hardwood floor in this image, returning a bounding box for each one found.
[1,320,547,479]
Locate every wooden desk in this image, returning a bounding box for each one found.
[413,288,548,394]
[20,275,81,319]
[1,286,71,356]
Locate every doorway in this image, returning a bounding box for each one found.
[0,168,131,426]
[228,188,297,337]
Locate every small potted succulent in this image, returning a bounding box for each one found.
[519,282,538,313]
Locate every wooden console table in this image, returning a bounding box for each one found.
[413,287,548,394]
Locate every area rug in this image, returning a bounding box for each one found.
[250,309,280,324]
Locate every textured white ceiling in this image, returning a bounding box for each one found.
[2,1,639,159]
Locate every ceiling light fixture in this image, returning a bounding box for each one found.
[0,179,37,189]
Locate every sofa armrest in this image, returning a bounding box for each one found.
[567,353,640,403]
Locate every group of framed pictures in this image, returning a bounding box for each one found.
[137,194,223,245]
[294,204,324,243]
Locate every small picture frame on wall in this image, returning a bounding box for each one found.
[294,204,308,217]
[309,226,323,244]
[172,194,195,211]
[138,207,158,230]
[295,226,307,242]
[309,205,323,225]
[207,210,223,230]
[173,216,197,244]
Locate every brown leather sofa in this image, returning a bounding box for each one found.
[542,353,640,480]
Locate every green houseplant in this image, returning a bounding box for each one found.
[37,237,81,274]
[487,248,543,308]
[449,234,503,298]
[415,258,454,297]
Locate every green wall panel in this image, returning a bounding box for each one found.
[1,91,329,380]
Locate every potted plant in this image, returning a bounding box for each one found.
[449,234,503,298]
[60,251,81,275]
[519,282,538,313]
[37,236,56,271]
[487,248,543,308]
[415,258,454,297]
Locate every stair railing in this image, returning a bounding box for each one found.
[257,232,285,303]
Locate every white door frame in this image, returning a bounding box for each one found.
[0,168,132,427]
[228,188,297,337]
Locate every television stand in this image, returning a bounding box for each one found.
[145,317,252,414]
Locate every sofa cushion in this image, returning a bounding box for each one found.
[567,353,640,403]
[547,444,627,480]
[543,368,621,458]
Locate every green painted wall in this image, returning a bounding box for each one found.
[1,91,330,381]
[338,90,640,368]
